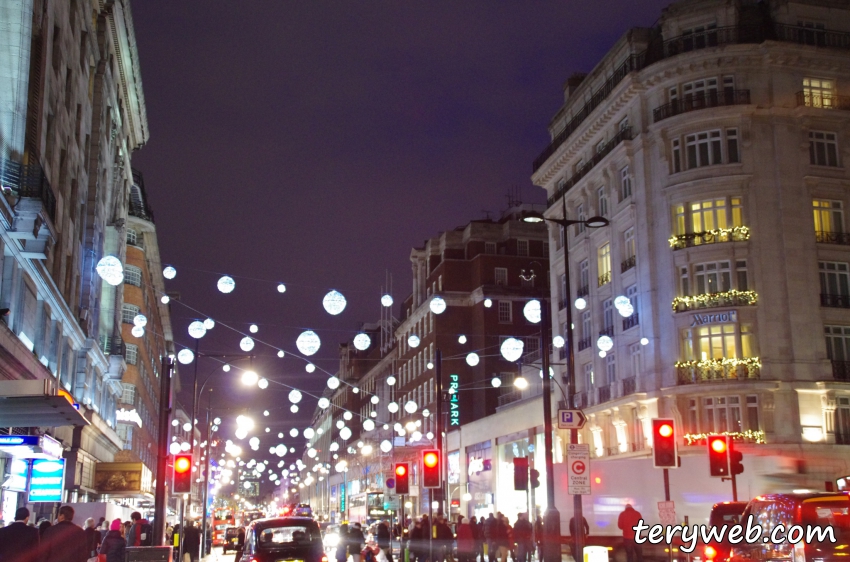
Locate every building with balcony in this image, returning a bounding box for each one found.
[532,0,850,489]
[0,0,152,520]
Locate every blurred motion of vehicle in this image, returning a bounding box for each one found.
[238,517,328,562]
[702,502,747,562]
[212,509,235,547]
[730,493,850,562]
[241,510,265,526]
[223,526,239,553]
[294,504,314,518]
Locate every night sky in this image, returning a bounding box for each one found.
[129,1,670,489]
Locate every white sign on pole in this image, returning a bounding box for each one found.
[657,501,676,525]
[567,443,591,495]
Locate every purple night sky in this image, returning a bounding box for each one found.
[129,1,670,487]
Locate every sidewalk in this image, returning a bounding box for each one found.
[200,548,230,562]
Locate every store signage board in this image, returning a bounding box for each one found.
[28,459,65,502]
[2,458,29,492]
[567,443,591,495]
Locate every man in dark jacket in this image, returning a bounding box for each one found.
[0,507,40,562]
[182,520,202,562]
[483,514,497,562]
[126,511,152,547]
[376,521,393,562]
[513,514,534,562]
[41,505,89,562]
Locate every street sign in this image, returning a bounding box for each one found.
[558,409,587,430]
[657,501,676,525]
[567,443,591,495]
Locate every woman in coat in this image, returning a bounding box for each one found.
[100,519,127,562]
[456,516,476,562]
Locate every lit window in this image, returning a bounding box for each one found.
[803,78,834,108]
[598,243,611,286]
[681,323,755,361]
[813,200,844,235]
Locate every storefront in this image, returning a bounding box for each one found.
[466,440,494,520]
[0,434,66,522]
[495,432,546,523]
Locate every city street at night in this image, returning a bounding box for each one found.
[1,1,850,562]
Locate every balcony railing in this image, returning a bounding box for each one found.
[0,158,57,223]
[498,390,523,407]
[816,231,850,245]
[546,127,634,204]
[99,335,126,358]
[672,290,758,313]
[653,90,750,122]
[669,226,750,250]
[597,385,612,403]
[621,255,636,273]
[676,357,761,384]
[598,271,612,287]
[797,91,850,111]
[821,294,850,309]
[623,313,639,331]
[832,361,850,382]
[578,337,592,351]
[534,22,850,176]
[622,377,637,395]
[576,285,590,298]
[599,326,614,338]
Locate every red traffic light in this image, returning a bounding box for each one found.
[175,455,191,473]
[710,437,727,453]
[395,464,407,477]
[173,454,193,494]
[651,418,677,468]
[658,423,673,438]
[394,462,410,494]
[423,451,439,468]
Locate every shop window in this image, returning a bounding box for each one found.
[809,131,839,167]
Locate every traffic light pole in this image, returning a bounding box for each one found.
[153,356,174,545]
[541,301,564,562]
[435,349,444,516]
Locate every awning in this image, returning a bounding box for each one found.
[0,394,89,428]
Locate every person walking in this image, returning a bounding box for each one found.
[483,514,497,562]
[376,520,393,562]
[99,519,127,562]
[126,511,152,547]
[335,524,350,562]
[349,523,367,562]
[234,526,246,562]
[40,505,89,562]
[408,519,424,562]
[469,516,483,562]
[84,517,102,559]
[0,507,40,562]
[38,519,52,538]
[569,516,590,561]
[617,504,644,562]
[435,516,454,562]
[182,520,202,562]
[456,516,476,562]
[533,516,543,562]
[491,515,509,562]
[513,514,533,562]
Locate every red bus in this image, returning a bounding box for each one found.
[212,509,235,547]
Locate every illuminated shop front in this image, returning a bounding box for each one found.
[495,433,546,524]
[466,441,493,520]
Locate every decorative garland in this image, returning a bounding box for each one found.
[671,289,758,312]
[683,430,766,445]
[668,226,751,249]
[675,357,762,381]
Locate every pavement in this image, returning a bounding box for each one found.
[199,547,233,562]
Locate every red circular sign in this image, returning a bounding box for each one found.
[571,460,586,474]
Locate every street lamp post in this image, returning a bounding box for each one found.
[523,204,609,562]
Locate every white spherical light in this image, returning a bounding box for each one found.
[363,419,375,432]
[290,428,299,437]
[597,335,614,352]
[500,337,524,362]
[131,325,145,338]
[387,376,396,386]
[163,266,177,280]
[182,422,191,432]
[553,335,566,348]
[304,428,315,439]
[618,302,635,318]
[169,442,181,455]
[408,334,420,348]
[484,298,493,308]
[523,300,542,324]
[329,443,339,452]
[160,295,170,304]
[241,371,258,386]
[277,350,285,358]
[305,363,316,373]
[318,398,330,409]
[575,297,587,310]
[296,331,321,356]
[430,296,447,315]
[133,314,147,327]
[203,318,215,330]
[491,377,502,388]
[327,376,340,390]
[370,395,379,405]
[336,420,345,430]
[188,321,207,339]
[307,448,317,458]
[404,401,417,414]
[217,275,235,293]
[290,405,299,413]
[353,333,371,351]
[641,337,649,346]
[223,364,231,372]
[177,349,194,365]
[249,324,259,334]
[289,390,302,404]
[380,440,392,453]
[240,337,255,352]
[96,256,124,286]
[258,378,269,390]
[381,294,393,307]
[277,283,287,293]
[614,295,631,309]
[340,427,352,440]
[466,353,480,367]
[322,290,347,315]
[343,411,353,421]
[387,402,399,414]
[458,335,467,344]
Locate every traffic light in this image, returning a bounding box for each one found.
[652,418,677,468]
[708,435,729,477]
[394,462,410,495]
[729,440,744,476]
[173,454,192,493]
[513,457,529,491]
[530,469,540,489]
[422,449,441,488]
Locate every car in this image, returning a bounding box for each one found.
[702,501,747,562]
[239,517,328,562]
[729,493,850,562]
[294,504,314,518]
[223,527,240,553]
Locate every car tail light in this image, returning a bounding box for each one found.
[322,556,330,562]
[705,546,718,559]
